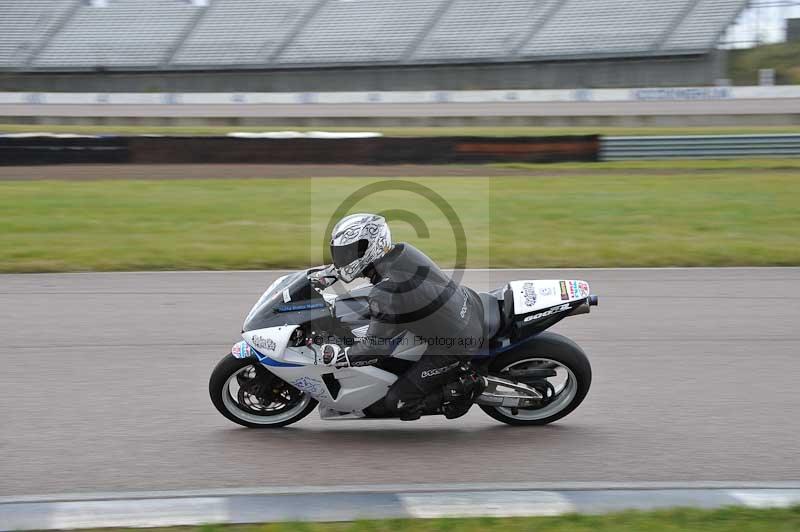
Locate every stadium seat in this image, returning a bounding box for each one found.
[519,0,689,57]
[413,0,554,61]
[0,0,76,67]
[663,0,748,51]
[33,0,201,68]
[276,0,445,65]
[173,0,319,66]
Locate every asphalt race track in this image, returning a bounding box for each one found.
[2,98,800,118]
[1,268,799,498]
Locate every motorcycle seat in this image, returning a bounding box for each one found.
[479,292,502,340]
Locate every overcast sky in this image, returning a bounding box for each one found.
[724,2,800,46]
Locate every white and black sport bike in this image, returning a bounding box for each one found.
[210,268,598,427]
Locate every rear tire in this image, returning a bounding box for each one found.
[480,332,591,426]
[209,354,317,428]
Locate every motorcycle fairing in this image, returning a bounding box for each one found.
[242,326,313,366]
[232,339,303,367]
[497,279,592,340]
[509,279,590,314]
[239,325,398,413]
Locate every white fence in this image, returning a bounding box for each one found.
[1,85,799,106]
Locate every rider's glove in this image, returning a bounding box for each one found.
[319,344,350,368]
[309,265,338,288]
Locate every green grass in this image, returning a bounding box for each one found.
[2,159,799,272]
[87,506,800,532]
[729,42,800,85]
[2,123,800,137]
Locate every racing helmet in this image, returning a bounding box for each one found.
[330,213,392,282]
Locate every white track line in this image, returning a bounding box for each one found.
[398,490,574,518]
[4,481,800,504]
[48,498,229,530]
[729,490,800,509]
[3,486,800,531]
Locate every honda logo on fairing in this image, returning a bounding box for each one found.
[523,303,571,322]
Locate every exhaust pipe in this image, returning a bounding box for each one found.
[570,295,598,316]
[571,302,590,315]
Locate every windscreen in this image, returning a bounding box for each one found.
[242,270,330,332]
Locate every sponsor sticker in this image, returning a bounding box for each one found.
[252,335,277,351]
[568,281,580,299]
[578,281,590,298]
[559,281,569,301]
[276,302,326,312]
[522,282,537,307]
[523,303,571,322]
[231,341,250,358]
[538,286,555,296]
[351,324,369,338]
[290,376,328,399]
[420,361,461,379]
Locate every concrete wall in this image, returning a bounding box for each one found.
[8,114,798,128]
[0,53,723,92]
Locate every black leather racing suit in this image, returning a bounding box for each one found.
[345,243,484,418]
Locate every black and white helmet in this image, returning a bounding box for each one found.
[330,213,392,282]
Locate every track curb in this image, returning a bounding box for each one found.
[2,483,800,530]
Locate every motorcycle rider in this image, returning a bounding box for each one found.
[319,213,486,420]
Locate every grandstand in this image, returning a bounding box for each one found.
[173,0,317,66]
[0,0,749,91]
[34,0,201,68]
[0,0,76,67]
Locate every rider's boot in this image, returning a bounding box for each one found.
[397,401,425,421]
[395,369,487,421]
[439,371,487,420]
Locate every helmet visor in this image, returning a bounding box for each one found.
[331,239,369,268]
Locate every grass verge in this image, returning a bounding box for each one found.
[1,159,799,272]
[85,505,800,532]
[1,124,800,137]
[729,42,800,85]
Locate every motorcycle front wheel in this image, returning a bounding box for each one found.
[209,354,317,428]
[480,332,592,426]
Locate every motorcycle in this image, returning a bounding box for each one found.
[209,266,597,427]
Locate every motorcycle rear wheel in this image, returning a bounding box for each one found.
[209,354,317,428]
[480,332,591,426]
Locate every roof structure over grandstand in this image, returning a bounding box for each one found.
[0,0,749,71]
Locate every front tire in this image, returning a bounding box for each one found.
[209,354,317,428]
[480,332,592,426]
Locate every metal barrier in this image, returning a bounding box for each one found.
[601,134,800,160]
